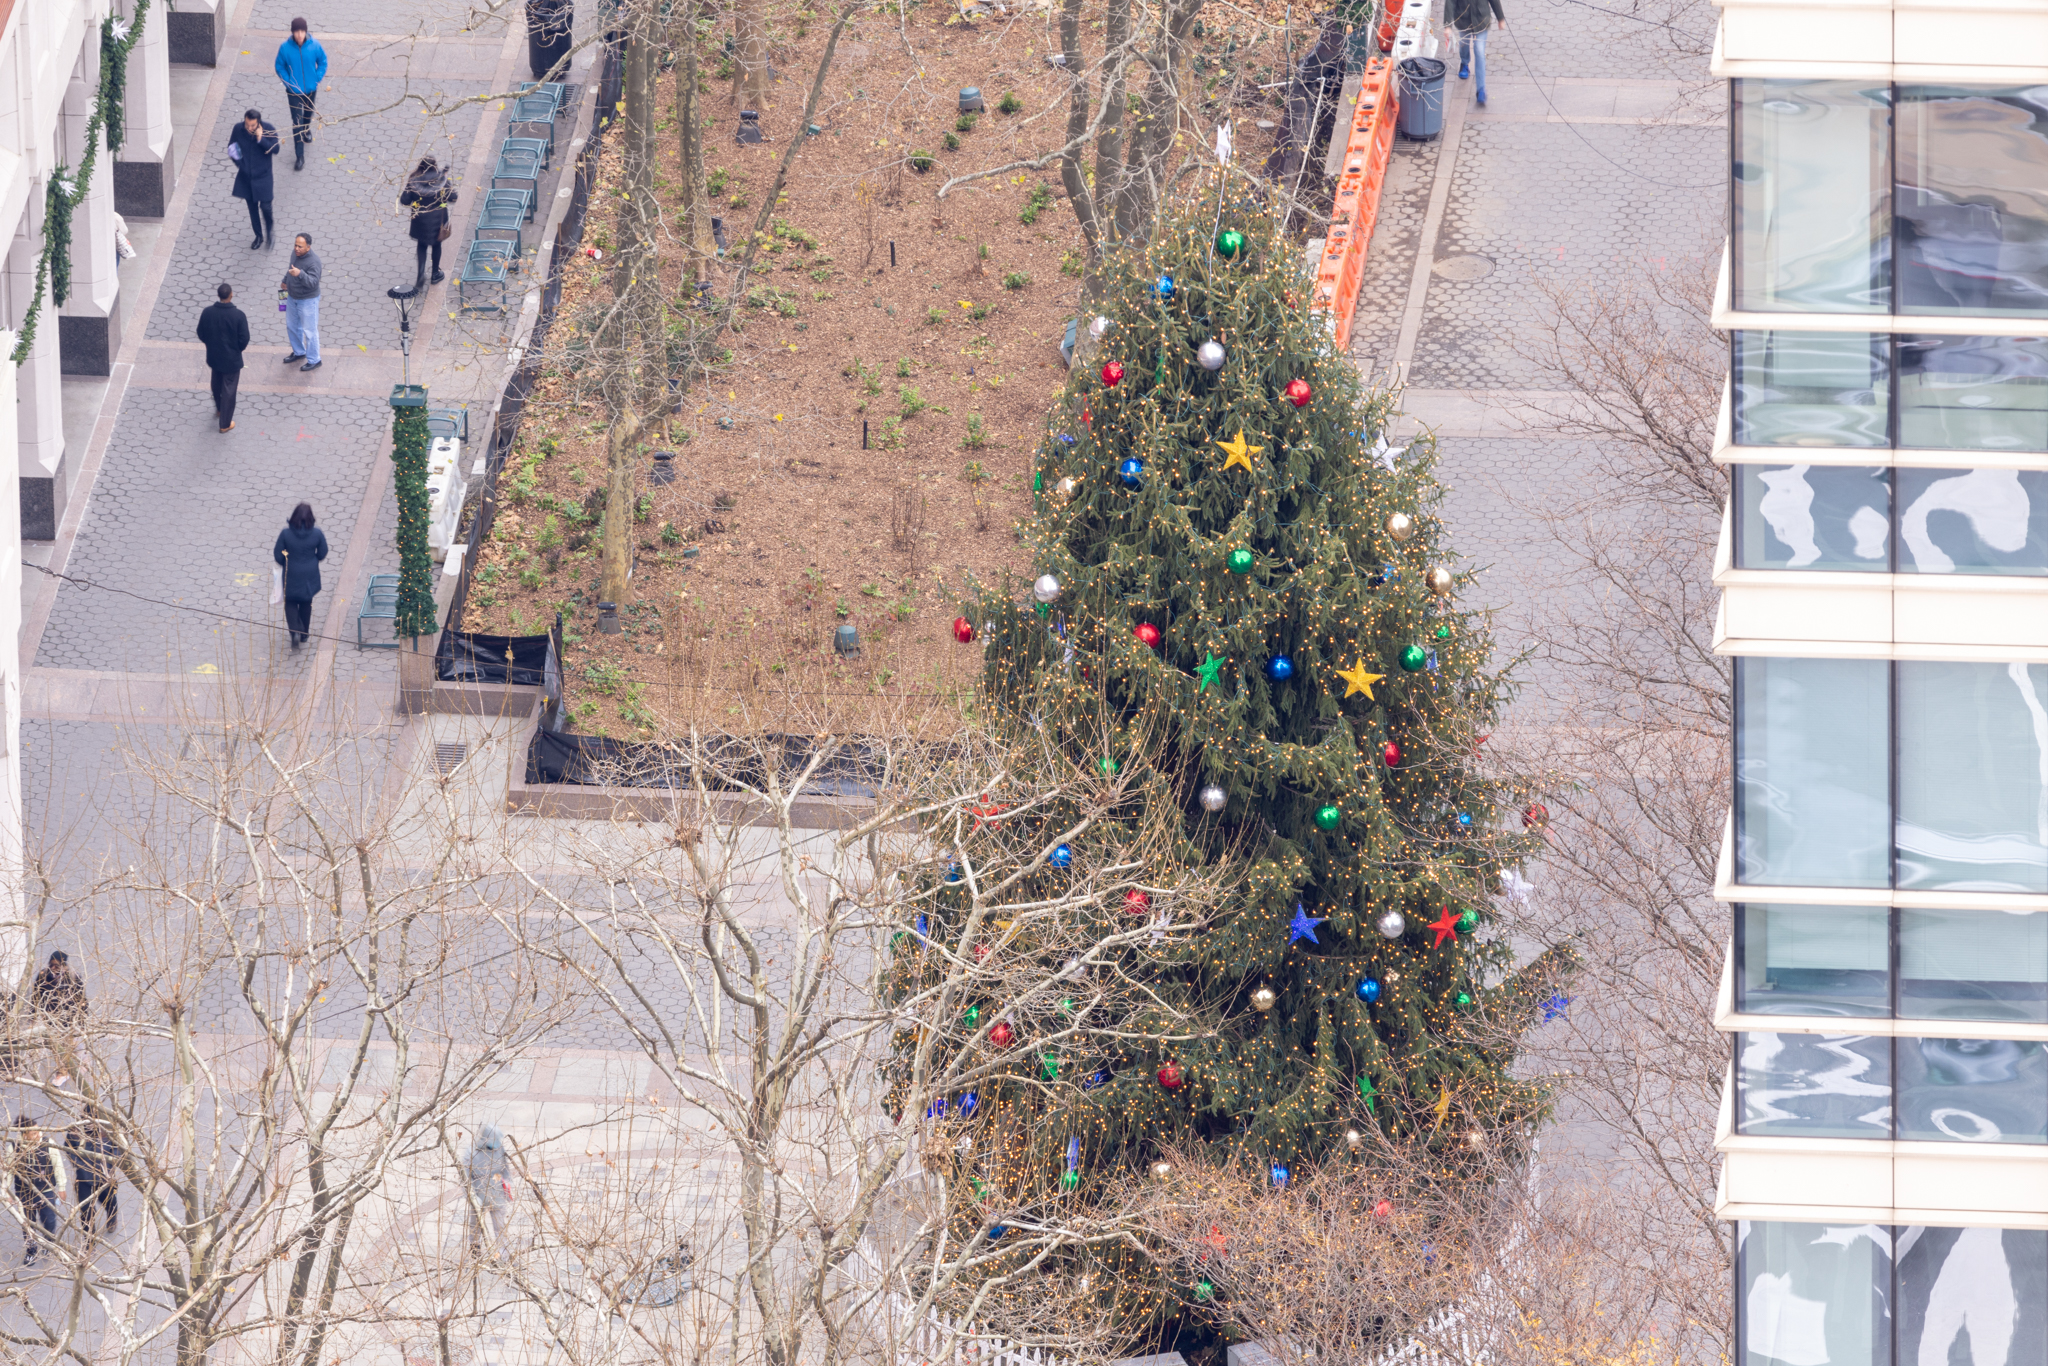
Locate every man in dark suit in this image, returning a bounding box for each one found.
[195,284,250,433]
[228,108,281,250]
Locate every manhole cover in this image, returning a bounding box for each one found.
[1431,253,1495,281]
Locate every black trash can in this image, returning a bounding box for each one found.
[527,0,574,80]
[1396,56,1446,140]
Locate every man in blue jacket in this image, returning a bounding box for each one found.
[275,18,327,171]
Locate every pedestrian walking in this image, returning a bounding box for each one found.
[229,108,281,250]
[10,1122,56,1267]
[464,1123,513,1253]
[196,284,250,433]
[1445,0,1505,107]
[65,1123,118,1238]
[274,18,327,172]
[273,503,329,650]
[32,950,87,1087]
[398,157,458,292]
[281,233,322,372]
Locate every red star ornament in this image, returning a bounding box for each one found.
[1427,906,1461,948]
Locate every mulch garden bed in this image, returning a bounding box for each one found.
[457,0,1300,738]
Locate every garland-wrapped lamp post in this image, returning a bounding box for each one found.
[388,288,437,686]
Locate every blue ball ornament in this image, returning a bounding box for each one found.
[1119,458,1144,488]
[945,862,963,883]
[1265,655,1295,682]
[1456,812,1472,827]
[1050,844,1074,868]
[1357,977,1381,1004]
[1270,1164,1290,1188]
[960,1090,979,1116]
[1155,273,1176,299]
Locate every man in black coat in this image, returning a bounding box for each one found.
[195,284,251,433]
[229,108,281,250]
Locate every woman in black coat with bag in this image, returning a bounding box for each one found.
[398,157,458,291]
[273,502,329,649]
[228,109,282,250]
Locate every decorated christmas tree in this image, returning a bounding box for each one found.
[882,186,1565,1347]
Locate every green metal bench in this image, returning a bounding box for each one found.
[358,573,400,649]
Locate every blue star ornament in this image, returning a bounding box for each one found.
[1288,902,1327,945]
[1541,992,1571,1023]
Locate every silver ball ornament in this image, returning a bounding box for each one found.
[1250,986,1276,1012]
[1054,476,1082,504]
[1376,909,1406,940]
[1197,340,1226,372]
[1386,512,1416,542]
[1089,315,1110,340]
[1033,574,1062,603]
[1198,784,1227,813]
[1426,565,1454,596]
[1345,1127,1363,1150]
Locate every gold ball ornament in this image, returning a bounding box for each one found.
[1426,564,1454,596]
[1251,986,1276,1012]
[1151,1160,1173,1180]
[1386,512,1416,542]
[1345,1128,1363,1150]
[1055,476,1081,504]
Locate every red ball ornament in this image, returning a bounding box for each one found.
[990,1020,1015,1048]
[1382,741,1402,767]
[1134,622,1163,649]
[1101,361,1125,387]
[952,617,975,644]
[973,943,991,961]
[1158,1059,1185,1091]
[1284,378,1313,408]
[1372,1198,1393,1219]
[1125,889,1151,915]
[1522,803,1550,829]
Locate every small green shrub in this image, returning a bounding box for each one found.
[1061,250,1085,277]
[908,149,935,172]
[943,132,960,151]
[877,418,905,449]
[926,306,946,325]
[635,493,654,523]
[584,660,625,696]
[896,356,914,378]
[1019,183,1054,226]
[661,521,682,546]
[964,420,988,453]
[955,112,978,132]
[519,567,545,589]
[535,515,563,553]
[969,302,994,321]
[1002,271,1029,290]
[899,387,929,419]
[707,166,731,195]
[998,90,1023,113]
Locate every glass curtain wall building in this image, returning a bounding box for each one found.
[1715,5,2048,1365]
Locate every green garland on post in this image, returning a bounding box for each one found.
[11,0,151,364]
[390,407,439,641]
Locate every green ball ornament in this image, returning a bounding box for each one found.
[1457,909,1478,933]
[1215,229,1245,258]
[1100,757,1119,776]
[1060,1170,1080,1191]
[1400,644,1428,672]
[1195,1279,1215,1302]
[965,1005,982,1027]
[1227,548,1255,574]
[1314,804,1341,831]
[1435,624,1451,639]
[1455,991,1474,1008]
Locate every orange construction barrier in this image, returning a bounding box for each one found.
[1310,53,1397,351]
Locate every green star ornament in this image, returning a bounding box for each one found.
[1195,652,1224,692]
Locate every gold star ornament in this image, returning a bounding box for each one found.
[1215,430,1264,474]
[1335,659,1384,700]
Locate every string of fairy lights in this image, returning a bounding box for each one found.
[876,180,1558,1335]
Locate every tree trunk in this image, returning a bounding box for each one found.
[601,411,645,606]
[1114,0,1202,240]
[677,0,713,284]
[1057,0,1101,256]
[1089,0,1131,243]
[616,0,659,298]
[735,0,769,110]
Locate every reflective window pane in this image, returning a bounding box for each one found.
[1899,334,2048,451]
[1897,467,2048,575]
[1734,332,1890,448]
[1897,1227,2048,1366]
[1738,904,1891,1016]
[1897,1036,2048,1143]
[1735,465,1891,570]
[1901,909,2048,1023]
[1897,662,2048,892]
[1734,81,1892,313]
[1740,1222,1893,1366]
[1737,1032,1893,1139]
[1899,86,2048,316]
[1736,657,1892,887]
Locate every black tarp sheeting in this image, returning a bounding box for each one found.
[437,629,554,686]
[523,729,910,791]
